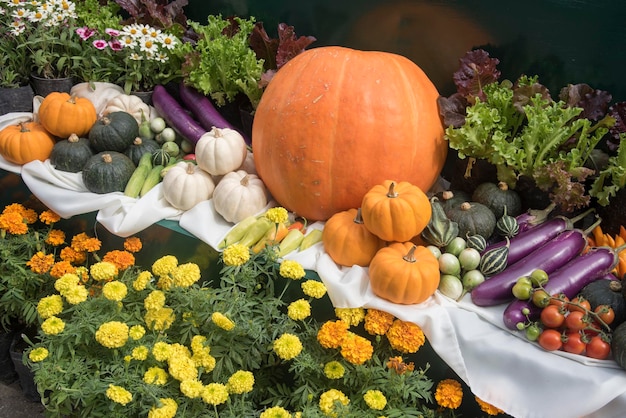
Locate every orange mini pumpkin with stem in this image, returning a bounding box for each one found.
[38,92,97,138]
[368,242,440,305]
[361,180,432,242]
[0,121,56,165]
[322,207,384,267]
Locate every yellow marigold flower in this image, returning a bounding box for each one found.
[226,370,255,394]
[95,321,129,349]
[145,307,175,331]
[168,355,198,382]
[0,212,27,235]
[39,210,61,225]
[152,342,172,362]
[335,307,365,327]
[45,229,65,246]
[129,325,146,340]
[90,261,118,281]
[41,316,65,335]
[386,319,425,354]
[106,384,133,406]
[364,309,394,335]
[323,361,345,379]
[144,290,166,310]
[124,355,132,363]
[319,389,349,417]
[222,243,250,266]
[171,262,201,287]
[27,251,55,274]
[279,260,305,280]
[157,275,173,290]
[475,396,504,416]
[180,379,204,399]
[287,299,311,321]
[37,294,63,319]
[144,366,169,385]
[201,383,229,406]
[435,379,463,410]
[273,333,302,360]
[49,260,76,279]
[102,281,128,301]
[211,312,235,331]
[55,273,80,293]
[265,207,288,224]
[260,406,292,418]
[133,270,153,291]
[192,351,216,371]
[75,266,89,283]
[132,345,149,360]
[191,335,207,354]
[386,356,415,375]
[63,284,88,305]
[28,347,49,362]
[340,332,373,365]
[317,320,349,349]
[148,398,177,418]
[103,250,135,271]
[60,246,86,265]
[152,255,178,276]
[363,390,387,411]
[124,236,142,253]
[301,280,327,299]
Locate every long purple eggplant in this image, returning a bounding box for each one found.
[471,229,587,306]
[515,203,556,234]
[482,208,592,266]
[502,244,626,330]
[152,84,206,144]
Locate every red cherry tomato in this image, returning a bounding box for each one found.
[562,331,587,355]
[594,305,615,326]
[586,335,611,360]
[540,304,566,329]
[538,329,563,351]
[567,295,591,313]
[564,310,588,331]
[550,293,570,309]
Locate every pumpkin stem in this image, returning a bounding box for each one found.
[185,162,196,174]
[498,181,509,191]
[68,133,80,143]
[240,174,250,187]
[68,94,77,104]
[386,181,399,198]
[133,137,143,145]
[609,280,622,292]
[441,190,454,201]
[101,153,113,163]
[19,122,31,133]
[403,245,418,263]
[354,207,365,224]
[460,202,472,211]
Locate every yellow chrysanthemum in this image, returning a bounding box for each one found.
[144,366,169,385]
[323,361,345,379]
[435,379,463,410]
[102,281,128,302]
[129,325,146,340]
[90,261,118,281]
[226,370,255,394]
[335,307,365,327]
[152,255,178,276]
[26,251,55,274]
[260,406,292,418]
[144,290,166,310]
[145,307,175,331]
[106,384,133,406]
[62,284,88,305]
[273,333,302,360]
[279,260,305,280]
[133,270,153,291]
[475,396,505,416]
[364,309,395,335]
[124,236,143,252]
[317,320,349,349]
[28,347,49,362]
[45,229,65,246]
[95,321,129,349]
[301,280,327,299]
[211,312,235,331]
[340,332,373,365]
[152,342,172,362]
[386,319,425,354]
[37,294,63,319]
[180,379,204,399]
[148,398,177,418]
[171,262,201,287]
[363,390,387,411]
[319,389,350,417]
[265,207,288,224]
[222,243,250,266]
[287,299,311,321]
[201,383,229,406]
[41,316,65,335]
[132,345,149,360]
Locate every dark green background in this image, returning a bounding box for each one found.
[184,0,626,101]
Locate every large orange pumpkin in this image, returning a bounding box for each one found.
[252,46,447,221]
[38,92,97,138]
[0,121,56,165]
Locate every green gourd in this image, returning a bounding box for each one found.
[49,133,95,173]
[445,201,496,239]
[88,111,139,153]
[472,181,523,219]
[421,197,459,248]
[496,206,520,238]
[478,237,510,276]
[82,151,136,194]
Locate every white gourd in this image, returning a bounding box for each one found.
[162,162,215,211]
[104,94,151,124]
[212,170,268,223]
[195,127,247,176]
[238,151,257,175]
[70,82,124,116]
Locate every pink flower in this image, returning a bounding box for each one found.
[76,26,96,40]
[105,28,120,37]
[109,40,123,51]
[92,39,108,50]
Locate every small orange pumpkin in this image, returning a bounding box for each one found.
[0,121,56,165]
[38,92,97,138]
[368,242,440,305]
[361,180,432,242]
[322,207,384,267]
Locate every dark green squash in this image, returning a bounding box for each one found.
[436,189,471,213]
[611,321,626,369]
[125,136,161,166]
[581,279,626,329]
[49,133,95,173]
[82,151,136,194]
[88,111,139,153]
[472,181,523,219]
[445,201,496,239]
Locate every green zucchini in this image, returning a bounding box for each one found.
[124,154,153,198]
[139,164,165,197]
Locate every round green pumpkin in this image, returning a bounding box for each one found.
[125,136,161,166]
[82,151,136,194]
[49,133,95,173]
[445,201,496,239]
[472,181,522,219]
[88,111,139,153]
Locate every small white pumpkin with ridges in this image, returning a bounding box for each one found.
[162,161,215,211]
[213,170,268,223]
[195,127,247,176]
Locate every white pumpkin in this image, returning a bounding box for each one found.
[238,151,257,175]
[162,162,215,211]
[104,93,151,124]
[213,170,268,223]
[70,82,124,116]
[195,127,247,176]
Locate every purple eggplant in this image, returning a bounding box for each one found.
[516,203,556,234]
[471,229,587,306]
[502,244,625,330]
[152,85,206,144]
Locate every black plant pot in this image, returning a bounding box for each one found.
[30,73,74,97]
[0,329,18,384]
[9,334,40,402]
[0,84,34,116]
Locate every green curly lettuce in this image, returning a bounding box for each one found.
[590,133,626,206]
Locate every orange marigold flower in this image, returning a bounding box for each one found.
[386,319,425,354]
[317,320,349,349]
[2,203,26,215]
[340,332,373,365]
[123,237,142,253]
[40,210,61,225]
[435,379,463,409]
[27,251,55,274]
[364,309,394,335]
[475,396,504,416]
[22,208,38,224]
[386,356,415,375]
[103,250,135,271]
[45,229,66,246]
[49,261,77,279]
[71,233,101,252]
[60,246,87,265]
[0,212,28,235]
